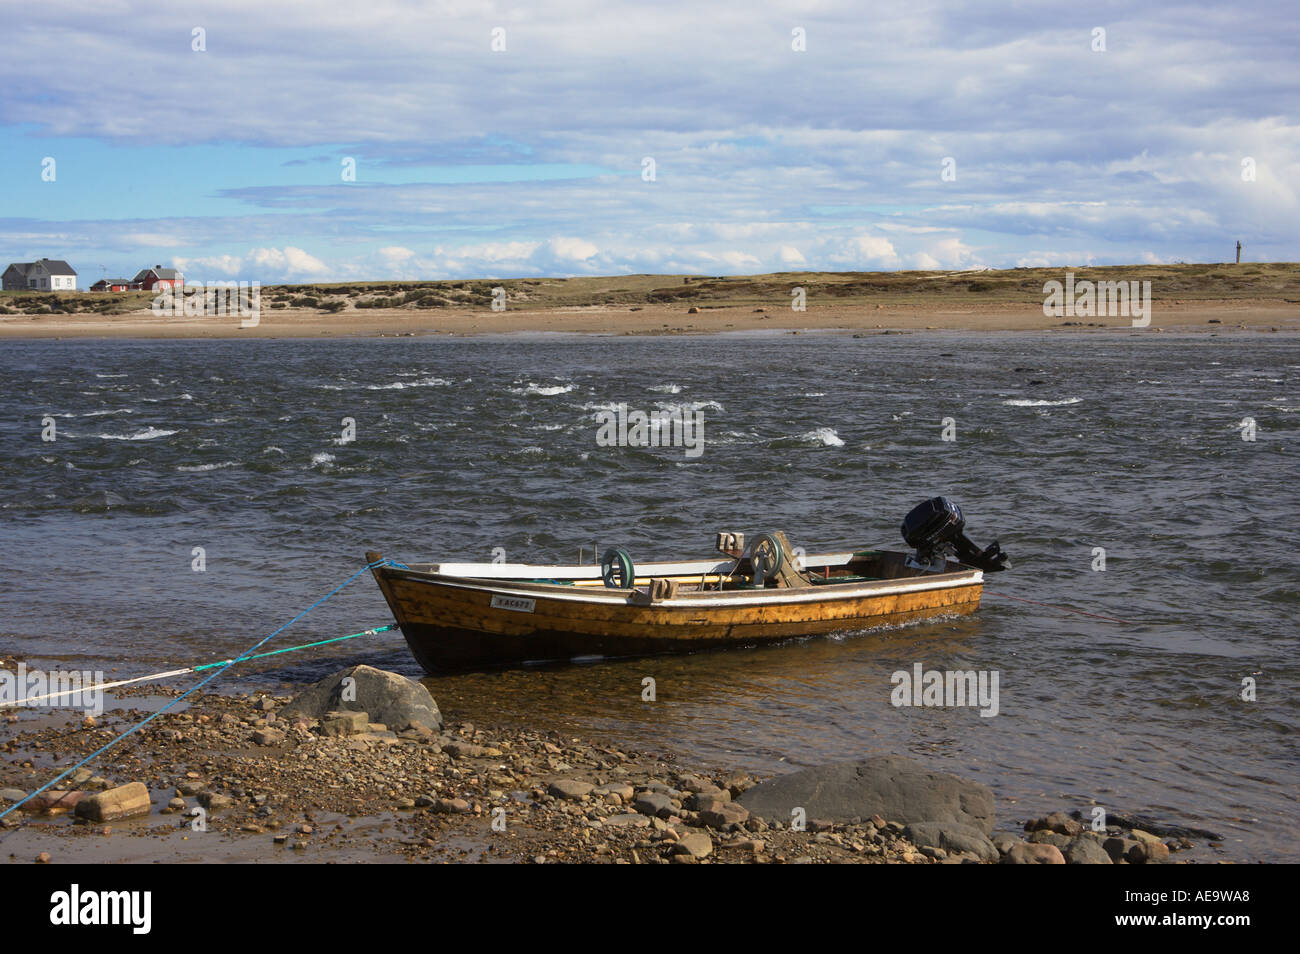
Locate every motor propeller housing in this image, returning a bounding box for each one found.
[901,496,1009,572]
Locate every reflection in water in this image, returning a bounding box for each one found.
[424,615,984,771]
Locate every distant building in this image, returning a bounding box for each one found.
[131,266,183,291]
[90,278,132,292]
[2,258,78,291]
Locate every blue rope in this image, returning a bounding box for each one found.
[0,558,395,822]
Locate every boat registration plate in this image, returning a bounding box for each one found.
[491,595,536,613]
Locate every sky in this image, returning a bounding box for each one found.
[1,1,1296,284]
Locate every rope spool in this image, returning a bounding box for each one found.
[601,547,635,589]
[750,532,785,583]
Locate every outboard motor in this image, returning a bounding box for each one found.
[901,497,1009,572]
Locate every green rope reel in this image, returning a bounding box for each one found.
[750,532,785,584]
[601,547,635,589]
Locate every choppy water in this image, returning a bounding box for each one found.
[1,331,1297,860]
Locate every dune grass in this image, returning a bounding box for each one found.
[2,263,1296,315]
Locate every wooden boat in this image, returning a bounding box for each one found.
[367,498,1009,671]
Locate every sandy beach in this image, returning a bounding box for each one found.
[1,299,1298,339]
[3,266,1296,338]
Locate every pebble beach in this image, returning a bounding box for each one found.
[0,664,1222,866]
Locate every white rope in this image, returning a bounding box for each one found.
[1,620,395,710]
[1,667,195,709]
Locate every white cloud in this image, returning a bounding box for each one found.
[543,237,598,261]
[835,234,900,268]
[717,250,762,269]
[248,246,330,277]
[170,247,331,281]
[1014,251,1099,268]
[2,2,1298,272]
[172,254,243,276]
[120,232,185,248]
[925,237,980,268]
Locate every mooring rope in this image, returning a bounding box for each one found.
[0,558,399,822]
[1,625,397,709]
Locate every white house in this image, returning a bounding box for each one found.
[2,259,78,291]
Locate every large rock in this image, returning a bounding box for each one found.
[595,782,634,802]
[251,727,286,747]
[673,833,713,858]
[548,780,594,801]
[698,802,750,830]
[1003,842,1065,864]
[634,792,674,818]
[1027,829,1073,849]
[991,833,1023,855]
[1127,840,1170,864]
[281,665,442,731]
[903,822,999,862]
[197,791,233,811]
[1103,836,1138,862]
[75,782,150,822]
[738,756,996,834]
[1025,811,1085,836]
[24,790,86,815]
[1064,837,1113,864]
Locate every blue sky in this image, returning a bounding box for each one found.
[1,1,1296,283]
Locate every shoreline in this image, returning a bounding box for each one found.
[0,676,1231,865]
[0,299,1296,340]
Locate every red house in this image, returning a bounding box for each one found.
[90,278,132,292]
[131,266,183,291]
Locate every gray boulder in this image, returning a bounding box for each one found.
[1027,829,1073,849]
[991,833,1023,855]
[739,756,995,834]
[548,780,594,801]
[1064,837,1113,864]
[634,792,674,818]
[1103,836,1138,862]
[282,665,443,731]
[904,822,999,862]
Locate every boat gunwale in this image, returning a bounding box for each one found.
[375,555,983,610]
[413,549,870,581]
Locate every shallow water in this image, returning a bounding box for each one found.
[1,331,1296,859]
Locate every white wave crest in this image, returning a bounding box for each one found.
[365,376,451,390]
[798,427,845,447]
[98,427,177,440]
[1002,397,1083,407]
[655,400,722,413]
[177,461,238,472]
[514,382,575,396]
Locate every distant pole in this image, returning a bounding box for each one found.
[1236,241,1242,264]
